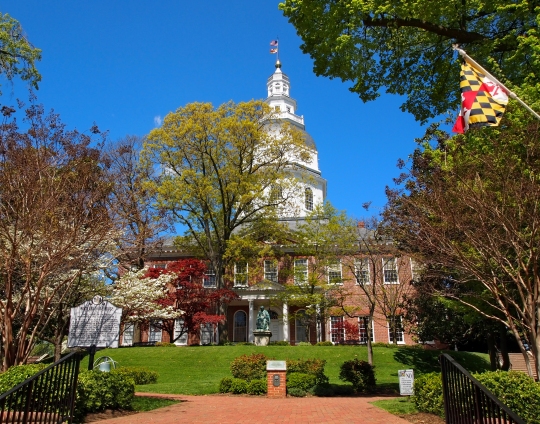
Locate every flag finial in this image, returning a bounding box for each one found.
[275,59,281,69]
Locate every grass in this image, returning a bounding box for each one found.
[371,397,418,415]
[131,396,179,411]
[83,344,489,395]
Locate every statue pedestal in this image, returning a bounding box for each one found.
[253,331,272,346]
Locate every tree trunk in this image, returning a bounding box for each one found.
[487,332,497,371]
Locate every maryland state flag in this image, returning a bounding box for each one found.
[452,61,508,133]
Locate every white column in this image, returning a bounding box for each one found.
[282,302,289,342]
[248,300,254,343]
[316,304,322,342]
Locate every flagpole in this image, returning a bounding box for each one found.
[277,36,280,62]
[453,45,540,121]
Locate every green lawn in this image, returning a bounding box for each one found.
[82,345,489,395]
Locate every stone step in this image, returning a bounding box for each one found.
[508,353,538,380]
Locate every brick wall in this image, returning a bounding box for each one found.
[267,370,287,398]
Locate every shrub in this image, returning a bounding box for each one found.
[411,372,443,417]
[230,353,268,381]
[269,341,290,346]
[333,384,356,396]
[247,379,267,395]
[230,378,249,394]
[311,383,334,397]
[474,370,540,424]
[75,370,135,415]
[287,373,317,392]
[287,387,307,397]
[339,359,376,393]
[316,341,333,346]
[219,377,233,393]
[287,358,328,385]
[0,363,47,393]
[112,367,158,385]
[297,342,311,346]
[154,342,176,347]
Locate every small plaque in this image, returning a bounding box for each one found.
[267,360,287,371]
[398,369,414,395]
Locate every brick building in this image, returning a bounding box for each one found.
[121,61,417,347]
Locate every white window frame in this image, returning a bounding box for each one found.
[330,316,345,344]
[387,315,405,344]
[174,319,188,346]
[200,322,216,345]
[383,257,399,284]
[234,262,248,287]
[327,260,342,284]
[355,258,371,285]
[358,316,374,344]
[305,187,313,211]
[149,320,162,343]
[294,259,308,285]
[203,266,216,288]
[264,260,278,283]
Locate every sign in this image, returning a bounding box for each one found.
[267,360,287,371]
[398,369,414,396]
[67,297,122,348]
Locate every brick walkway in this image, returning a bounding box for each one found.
[94,393,411,423]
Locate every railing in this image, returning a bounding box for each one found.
[0,351,82,424]
[440,353,525,424]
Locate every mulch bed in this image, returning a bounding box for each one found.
[399,412,445,424]
[83,409,138,423]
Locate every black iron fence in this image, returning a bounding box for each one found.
[440,353,525,424]
[0,351,82,424]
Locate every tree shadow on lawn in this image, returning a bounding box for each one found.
[393,349,490,376]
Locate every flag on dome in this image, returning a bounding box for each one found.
[270,40,278,46]
[452,61,508,133]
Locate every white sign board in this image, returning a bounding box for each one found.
[267,360,287,371]
[68,297,122,348]
[398,369,414,395]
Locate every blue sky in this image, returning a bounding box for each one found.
[1,1,433,219]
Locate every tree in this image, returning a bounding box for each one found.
[274,202,358,343]
[143,100,312,341]
[0,13,41,94]
[279,0,540,122]
[146,259,238,344]
[109,268,180,327]
[0,102,113,370]
[104,135,170,276]
[385,115,540,378]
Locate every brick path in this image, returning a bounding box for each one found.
[94,393,411,423]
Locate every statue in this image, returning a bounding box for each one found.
[256,306,271,331]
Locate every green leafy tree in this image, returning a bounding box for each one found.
[0,13,41,94]
[279,0,540,122]
[143,100,312,341]
[275,202,358,343]
[385,113,540,378]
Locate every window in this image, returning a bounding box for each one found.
[149,320,162,343]
[383,257,399,284]
[305,187,313,211]
[203,266,216,288]
[174,319,188,345]
[327,260,342,284]
[122,323,134,346]
[200,323,216,345]
[270,184,282,204]
[152,263,167,269]
[330,316,345,344]
[233,311,247,342]
[358,316,374,344]
[264,260,278,283]
[286,106,291,113]
[234,262,248,286]
[355,258,371,285]
[295,310,309,343]
[294,259,308,285]
[387,316,404,344]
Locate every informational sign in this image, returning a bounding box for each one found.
[398,369,414,395]
[267,360,287,371]
[67,296,122,348]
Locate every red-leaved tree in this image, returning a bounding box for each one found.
[146,259,238,344]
